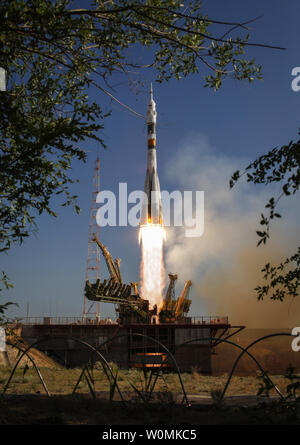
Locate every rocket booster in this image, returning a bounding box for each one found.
[140,84,163,226]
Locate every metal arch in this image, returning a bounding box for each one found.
[72,360,125,405]
[4,340,50,397]
[2,332,295,407]
[221,333,293,401]
[2,335,125,404]
[171,336,285,400]
[96,332,189,406]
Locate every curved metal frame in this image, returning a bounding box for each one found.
[173,336,285,400]
[2,335,125,404]
[96,332,189,405]
[220,333,293,401]
[4,340,50,396]
[1,332,296,407]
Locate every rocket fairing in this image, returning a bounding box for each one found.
[140,84,163,226]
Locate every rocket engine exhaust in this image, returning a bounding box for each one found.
[139,84,165,308]
[139,224,166,308]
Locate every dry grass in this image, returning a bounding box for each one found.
[0,365,295,399]
[5,343,63,369]
[1,366,300,425]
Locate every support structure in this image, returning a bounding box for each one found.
[83,153,101,320]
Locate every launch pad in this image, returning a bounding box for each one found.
[19,317,244,373]
[17,230,244,373]
[16,86,246,374]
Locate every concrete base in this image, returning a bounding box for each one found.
[19,322,236,372]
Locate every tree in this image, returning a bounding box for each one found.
[0,0,284,318]
[0,0,284,254]
[230,135,300,301]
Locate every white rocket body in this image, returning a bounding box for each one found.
[140,85,163,226]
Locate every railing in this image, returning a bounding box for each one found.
[16,316,118,325]
[15,315,229,326]
[190,316,229,325]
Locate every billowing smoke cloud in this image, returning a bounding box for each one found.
[164,133,300,328]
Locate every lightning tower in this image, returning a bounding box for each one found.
[83,152,101,320]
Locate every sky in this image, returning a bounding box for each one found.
[2,0,300,327]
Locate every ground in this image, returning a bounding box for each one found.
[1,366,300,424]
[0,365,294,396]
[0,393,300,425]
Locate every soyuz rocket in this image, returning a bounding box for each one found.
[140,84,163,226]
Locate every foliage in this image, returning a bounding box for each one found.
[109,369,119,402]
[0,272,15,325]
[284,365,300,400]
[255,248,300,301]
[255,366,300,424]
[0,0,282,255]
[256,370,274,398]
[210,388,224,408]
[230,136,300,246]
[230,135,300,301]
[256,365,300,401]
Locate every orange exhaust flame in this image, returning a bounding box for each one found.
[139,223,166,309]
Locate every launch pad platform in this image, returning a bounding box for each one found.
[18,317,244,373]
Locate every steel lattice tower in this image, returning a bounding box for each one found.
[83,153,101,320]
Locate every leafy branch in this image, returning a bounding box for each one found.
[230,134,300,301]
[255,248,300,301]
[0,271,16,326]
[0,1,284,276]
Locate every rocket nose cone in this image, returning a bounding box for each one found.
[148,83,156,108]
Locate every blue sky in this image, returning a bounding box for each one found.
[2,0,300,324]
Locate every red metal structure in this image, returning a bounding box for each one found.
[19,319,245,372]
[83,153,101,320]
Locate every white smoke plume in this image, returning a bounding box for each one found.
[164,133,300,328]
